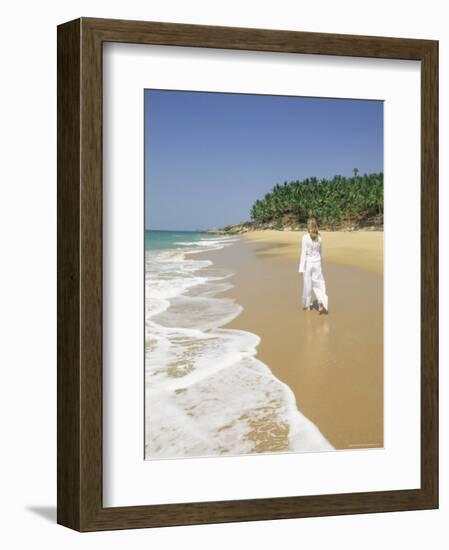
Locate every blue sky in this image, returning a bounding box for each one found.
[145,90,383,231]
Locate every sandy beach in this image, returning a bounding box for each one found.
[201,229,384,450]
[244,229,383,274]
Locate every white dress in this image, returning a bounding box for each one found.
[298,233,329,311]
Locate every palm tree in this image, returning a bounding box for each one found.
[249,172,383,228]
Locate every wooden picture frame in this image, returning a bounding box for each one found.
[57,17,438,531]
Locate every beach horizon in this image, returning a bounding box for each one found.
[144,90,384,459]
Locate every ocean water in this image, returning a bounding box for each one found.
[144,230,215,251]
[145,230,332,459]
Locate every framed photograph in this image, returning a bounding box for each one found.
[57,17,438,531]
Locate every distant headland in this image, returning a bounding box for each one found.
[206,172,383,234]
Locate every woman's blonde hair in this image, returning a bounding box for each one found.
[306,217,319,241]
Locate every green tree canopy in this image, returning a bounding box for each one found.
[250,172,383,228]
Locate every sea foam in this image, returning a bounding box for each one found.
[145,236,333,459]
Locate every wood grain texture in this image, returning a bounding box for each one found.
[420,40,439,505]
[57,18,81,531]
[57,17,439,532]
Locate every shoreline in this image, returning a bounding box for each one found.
[198,230,383,450]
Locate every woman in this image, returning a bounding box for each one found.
[298,217,329,314]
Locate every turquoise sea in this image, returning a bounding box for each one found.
[145,229,222,251]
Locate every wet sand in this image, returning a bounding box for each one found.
[200,231,383,450]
